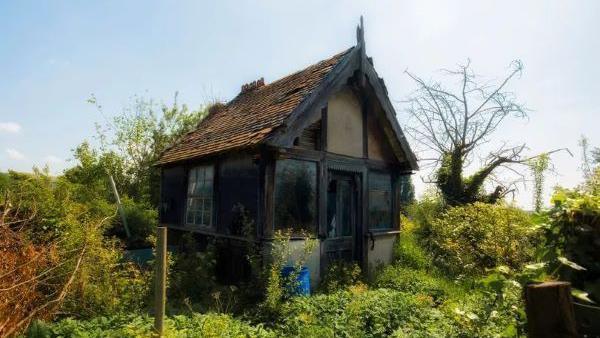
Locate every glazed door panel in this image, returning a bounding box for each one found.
[321,171,360,273]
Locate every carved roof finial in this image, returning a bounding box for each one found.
[356,16,365,52]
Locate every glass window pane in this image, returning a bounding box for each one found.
[204,166,214,180]
[199,180,212,197]
[202,198,212,214]
[186,197,196,211]
[339,180,352,236]
[188,168,197,194]
[194,211,203,226]
[369,172,392,230]
[274,159,317,234]
[327,181,337,238]
[202,211,211,226]
[186,211,195,224]
[186,165,214,227]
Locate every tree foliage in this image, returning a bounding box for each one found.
[87,93,209,205]
[64,94,210,246]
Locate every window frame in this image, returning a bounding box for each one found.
[184,164,215,229]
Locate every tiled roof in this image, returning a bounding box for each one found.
[157,48,354,165]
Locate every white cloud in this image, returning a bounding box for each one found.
[6,148,25,160]
[0,122,22,134]
[43,155,63,164]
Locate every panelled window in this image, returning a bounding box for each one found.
[274,159,317,234]
[369,172,392,230]
[185,165,214,227]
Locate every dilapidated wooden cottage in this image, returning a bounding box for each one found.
[156,20,417,285]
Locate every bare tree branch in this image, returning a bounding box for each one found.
[404,60,570,205]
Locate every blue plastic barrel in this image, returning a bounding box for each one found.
[281,266,311,296]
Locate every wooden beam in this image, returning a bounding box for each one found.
[263,156,275,238]
[321,106,328,151]
[362,98,368,159]
[257,149,266,239]
[212,160,220,230]
[318,157,328,239]
[360,168,368,271]
[273,146,404,174]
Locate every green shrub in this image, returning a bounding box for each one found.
[275,288,438,337]
[427,202,540,276]
[27,313,274,338]
[405,192,445,238]
[118,197,157,248]
[395,216,432,270]
[28,278,525,337]
[272,285,521,338]
[319,261,363,293]
[168,233,217,308]
[374,266,457,305]
[545,184,600,301]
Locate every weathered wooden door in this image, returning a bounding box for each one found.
[321,171,360,274]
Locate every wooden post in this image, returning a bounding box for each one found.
[109,175,131,238]
[524,281,578,338]
[154,226,167,337]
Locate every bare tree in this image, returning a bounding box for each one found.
[405,60,567,205]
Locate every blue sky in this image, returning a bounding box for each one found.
[1,0,599,208]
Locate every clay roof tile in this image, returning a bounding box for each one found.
[157,47,353,165]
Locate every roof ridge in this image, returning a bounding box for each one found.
[255,47,354,92]
[228,47,354,103]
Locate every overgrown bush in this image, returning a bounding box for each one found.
[543,178,600,302]
[319,261,363,293]
[168,233,217,309]
[394,216,433,271]
[274,287,440,337]
[0,170,151,336]
[405,191,445,241]
[27,313,274,338]
[426,202,540,276]
[108,197,157,248]
[273,284,524,338]
[374,267,456,305]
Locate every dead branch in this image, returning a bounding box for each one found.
[404,60,570,204]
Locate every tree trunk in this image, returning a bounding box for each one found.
[524,281,578,338]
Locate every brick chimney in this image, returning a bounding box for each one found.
[241,77,265,93]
